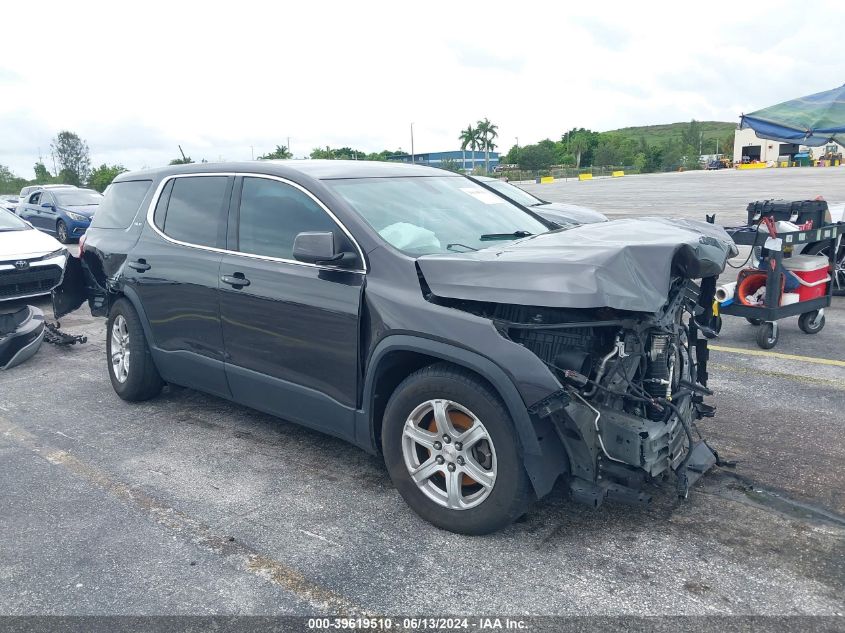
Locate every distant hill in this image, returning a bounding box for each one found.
[607,121,737,146]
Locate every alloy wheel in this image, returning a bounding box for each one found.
[401,399,497,510]
[110,314,131,383]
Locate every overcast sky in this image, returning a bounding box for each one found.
[2,0,843,177]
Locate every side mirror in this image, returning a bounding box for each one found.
[41,202,54,209]
[293,231,342,264]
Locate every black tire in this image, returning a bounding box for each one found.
[755,322,778,349]
[804,241,845,296]
[745,317,763,326]
[106,298,163,401]
[382,363,533,535]
[56,220,69,244]
[798,310,825,334]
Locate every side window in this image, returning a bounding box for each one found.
[29,192,41,205]
[40,192,54,206]
[159,176,230,248]
[153,179,174,230]
[90,180,152,229]
[237,177,340,261]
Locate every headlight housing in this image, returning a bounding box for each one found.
[65,211,88,222]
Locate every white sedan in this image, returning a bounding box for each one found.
[0,208,68,302]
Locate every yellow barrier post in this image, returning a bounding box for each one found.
[539,176,554,184]
[578,173,593,181]
[611,170,624,177]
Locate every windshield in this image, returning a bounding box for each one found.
[484,179,543,207]
[325,176,549,255]
[54,190,103,206]
[0,209,28,231]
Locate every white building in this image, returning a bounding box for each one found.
[733,127,845,164]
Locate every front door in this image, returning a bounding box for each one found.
[125,174,233,397]
[219,175,364,440]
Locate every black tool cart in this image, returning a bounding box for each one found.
[717,199,844,349]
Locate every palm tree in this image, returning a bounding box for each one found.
[458,124,480,172]
[477,118,498,174]
[570,132,588,169]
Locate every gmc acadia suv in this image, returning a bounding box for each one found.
[54,161,735,534]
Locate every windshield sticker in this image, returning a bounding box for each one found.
[460,187,504,205]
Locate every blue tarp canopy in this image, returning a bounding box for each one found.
[740,84,845,147]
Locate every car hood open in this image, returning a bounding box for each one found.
[417,218,737,313]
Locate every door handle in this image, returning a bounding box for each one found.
[127,259,151,272]
[221,273,250,288]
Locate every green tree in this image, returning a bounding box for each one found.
[476,118,498,174]
[34,161,52,183]
[310,146,335,159]
[681,120,703,156]
[439,158,464,173]
[458,124,482,171]
[51,131,91,186]
[517,144,555,171]
[168,156,194,165]
[0,165,27,195]
[258,145,293,160]
[87,164,127,192]
[569,132,589,168]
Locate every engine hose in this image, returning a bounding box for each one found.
[572,391,626,464]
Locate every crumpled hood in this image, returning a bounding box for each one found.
[0,227,65,259]
[417,218,737,313]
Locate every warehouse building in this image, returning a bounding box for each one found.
[733,127,844,164]
[388,150,499,171]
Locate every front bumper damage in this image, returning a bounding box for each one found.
[0,305,45,370]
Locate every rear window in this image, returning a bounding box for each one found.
[90,180,152,229]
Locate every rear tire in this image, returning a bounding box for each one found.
[107,298,163,401]
[382,363,532,535]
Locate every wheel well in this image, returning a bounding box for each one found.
[369,351,503,452]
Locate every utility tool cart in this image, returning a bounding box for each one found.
[717,199,843,349]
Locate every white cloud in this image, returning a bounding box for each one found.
[1,0,843,177]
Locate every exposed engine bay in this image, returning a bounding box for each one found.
[432,278,721,505]
[417,218,738,506]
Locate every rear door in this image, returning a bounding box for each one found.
[125,174,233,398]
[219,175,364,440]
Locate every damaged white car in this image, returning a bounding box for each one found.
[0,208,67,368]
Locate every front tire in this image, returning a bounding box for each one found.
[107,298,163,401]
[382,363,532,535]
[56,220,69,244]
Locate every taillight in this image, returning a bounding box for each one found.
[78,234,86,258]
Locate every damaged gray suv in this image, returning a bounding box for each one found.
[54,161,736,534]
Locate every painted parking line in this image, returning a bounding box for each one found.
[709,345,845,368]
[0,415,364,616]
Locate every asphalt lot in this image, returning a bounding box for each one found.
[1,168,844,617]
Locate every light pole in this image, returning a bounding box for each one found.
[515,137,519,164]
[410,123,415,164]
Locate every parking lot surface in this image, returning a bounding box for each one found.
[2,168,844,616]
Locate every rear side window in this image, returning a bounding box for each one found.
[90,180,152,229]
[159,176,230,248]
